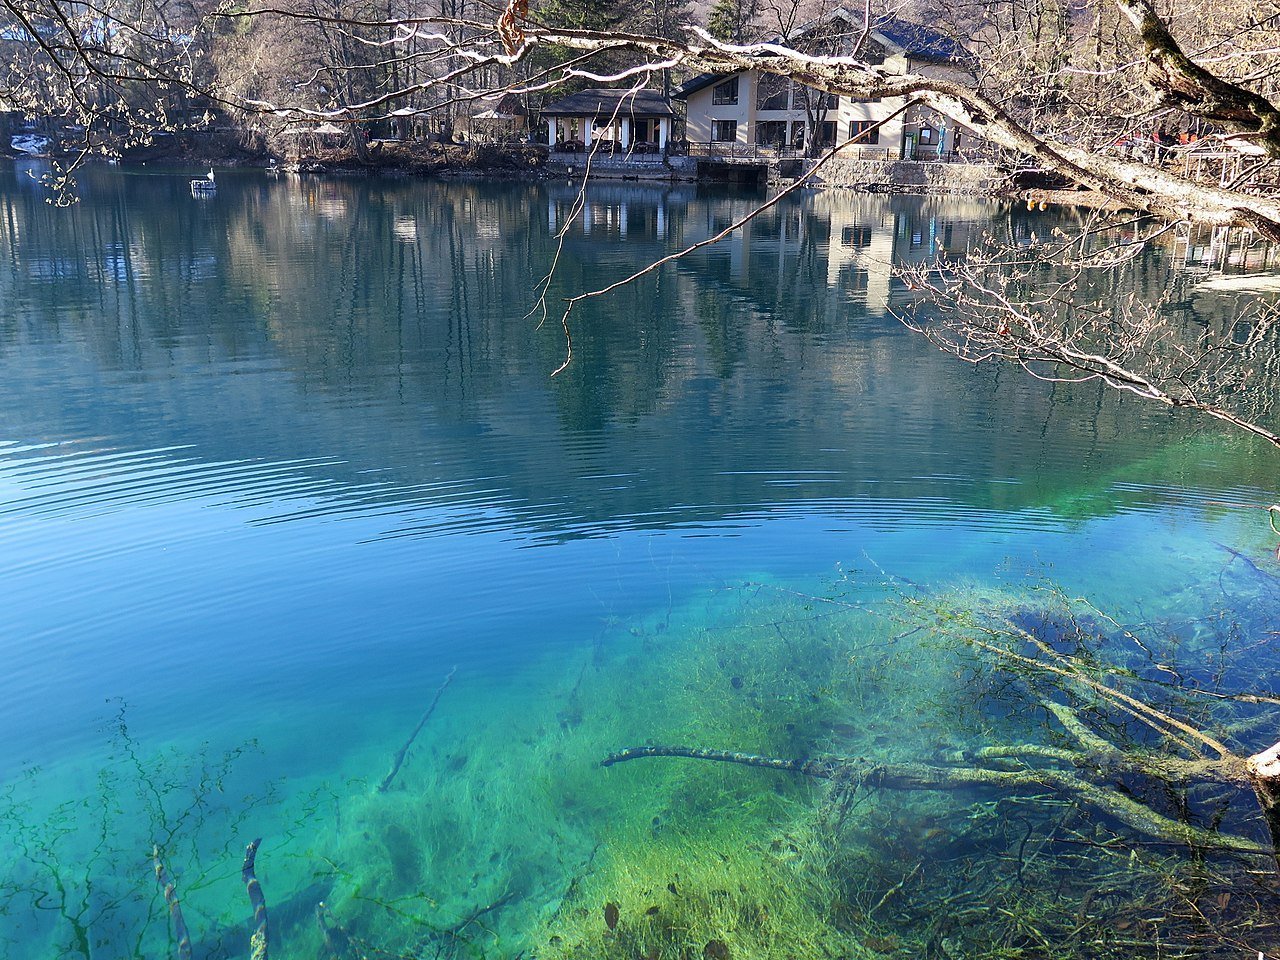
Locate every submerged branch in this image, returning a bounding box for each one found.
[603,744,1268,854]
[379,666,458,793]
[602,744,842,777]
[242,838,269,960]
[151,845,193,960]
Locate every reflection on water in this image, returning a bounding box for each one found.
[0,165,1277,959]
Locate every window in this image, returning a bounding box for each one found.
[712,119,738,142]
[817,121,837,147]
[796,85,837,110]
[755,120,787,147]
[848,120,880,144]
[838,264,870,292]
[712,77,739,105]
[841,225,873,247]
[755,74,789,111]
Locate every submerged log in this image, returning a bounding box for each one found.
[242,838,269,960]
[1247,741,1280,861]
[602,745,841,777]
[151,845,193,960]
[186,880,330,959]
[602,744,1269,854]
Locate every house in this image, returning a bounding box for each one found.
[676,13,978,162]
[541,89,675,155]
[462,94,529,143]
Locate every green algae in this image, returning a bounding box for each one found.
[533,815,857,960]
[6,570,1280,960]
[305,584,873,956]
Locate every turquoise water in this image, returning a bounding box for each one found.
[0,163,1278,959]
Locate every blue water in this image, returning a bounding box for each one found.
[0,163,1277,959]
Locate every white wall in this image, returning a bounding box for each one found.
[684,73,753,144]
[683,56,909,154]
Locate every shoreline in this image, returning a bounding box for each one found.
[4,136,1116,208]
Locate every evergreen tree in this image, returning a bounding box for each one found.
[707,0,757,43]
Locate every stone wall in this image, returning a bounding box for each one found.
[808,157,1003,196]
[546,155,698,181]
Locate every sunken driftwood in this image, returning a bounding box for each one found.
[153,839,273,960]
[152,845,193,960]
[602,743,1268,855]
[379,666,458,793]
[242,838,269,960]
[603,612,1280,863]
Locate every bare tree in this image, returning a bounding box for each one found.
[6,0,1280,232]
[895,222,1280,449]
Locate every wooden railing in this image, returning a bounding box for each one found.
[551,140,666,160]
[683,142,895,162]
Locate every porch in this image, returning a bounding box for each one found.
[542,89,675,157]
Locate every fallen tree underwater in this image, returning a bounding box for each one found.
[602,601,1280,866]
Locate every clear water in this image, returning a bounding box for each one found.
[0,162,1277,959]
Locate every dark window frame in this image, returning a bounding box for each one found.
[755,74,789,111]
[796,84,838,110]
[755,120,787,146]
[711,119,738,142]
[848,120,880,144]
[712,77,740,105]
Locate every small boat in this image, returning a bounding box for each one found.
[190,168,217,196]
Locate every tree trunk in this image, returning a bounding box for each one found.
[1248,741,1280,859]
[601,744,1270,855]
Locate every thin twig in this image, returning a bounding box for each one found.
[380,666,459,792]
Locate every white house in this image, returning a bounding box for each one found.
[676,15,978,161]
[541,89,675,155]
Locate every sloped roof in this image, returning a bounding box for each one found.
[674,72,734,100]
[473,93,527,119]
[875,18,964,62]
[542,89,673,117]
[673,14,964,99]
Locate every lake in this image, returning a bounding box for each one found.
[0,162,1277,959]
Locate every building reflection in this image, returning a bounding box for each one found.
[0,166,1271,544]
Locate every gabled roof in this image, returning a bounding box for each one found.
[874,18,964,63]
[472,93,527,120]
[542,89,673,117]
[672,13,965,99]
[674,73,734,100]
